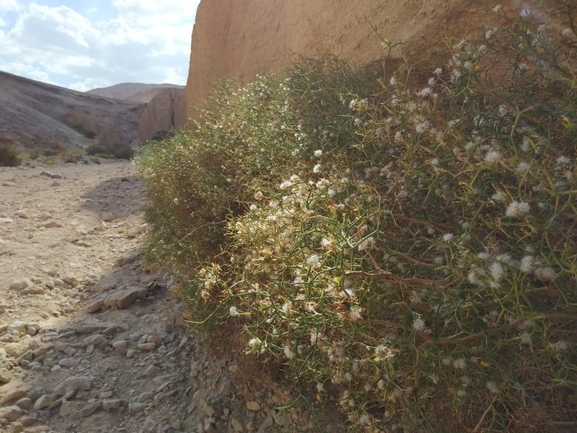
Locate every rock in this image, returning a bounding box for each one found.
[101,212,115,222]
[129,402,146,413]
[82,334,109,348]
[258,416,274,432]
[54,376,91,396]
[8,321,26,334]
[137,391,154,403]
[8,421,23,433]
[99,391,114,399]
[60,401,101,420]
[14,397,32,411]
[171,420,183,431]
[112,340,129,354]
[0,217,14,224]
[38,221,61,229]
[9,278,31,291]
[102,399,124,411]
[40,171,64,179]
[26,323,40,335]
[231,418,245,432]
[21,287,46,295]
[247,401,261,411]
[91,277,117,292]
[1,390,28,405]
[19,416,37,427]
[114,253,139,267]
[0,369,13,384]
[53,279,72,289]
[147,335,163,344]
[137,343,156,351]
[141,365,161,378]
[0,406,22,422]
[104,286,146,309]
[61,276,79,287]
[33,394,53,410]
[84,299,104,313]
[58,358,78,368]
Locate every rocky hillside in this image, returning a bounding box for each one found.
[87,83,184,102]
[0,71,146,151]
[186,0,564,119]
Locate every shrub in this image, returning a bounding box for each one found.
[86,144,107,156]
[137,7,577,433]
[111,143,134,160]
[72,124,96,139]
[0,145,21,167]
[87,143,134,159]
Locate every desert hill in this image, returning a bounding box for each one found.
[87,83,184,102]
[0,70,146,151]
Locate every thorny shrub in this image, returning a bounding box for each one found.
[137,6,577,433]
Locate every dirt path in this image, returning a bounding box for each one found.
[0,161,318,433]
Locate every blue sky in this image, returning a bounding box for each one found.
[0,0,200,91]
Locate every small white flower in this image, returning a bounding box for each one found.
[313,164,321,174]
[505,201,530,217]
[430,158,439,166]
[390,76,396,86]
[493,5,502,13]
[284,346,295,359]
[419,87,432,97]
[314,149,323,157]
[229,306,240,317]
[534,266,555,281]
[486,381,499,394]
[348,306,363,321]
[554,340,569,352]
[306,254,321,268]
[415,122,429,134]
[485,150,502,163]
[453,358,467,369]
[520,255,534,273]
[443,233,455,242]
[489,262,505,281]
[358,237,375,251]
[516,162,530,174]
[434,68,443,75]
[249,204,257,211]
[413,317,426,332]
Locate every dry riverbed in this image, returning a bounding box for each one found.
[0,160,323,433]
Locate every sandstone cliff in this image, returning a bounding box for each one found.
[137,88,187,142]
[0,71,146,151]
[186,0,563,119]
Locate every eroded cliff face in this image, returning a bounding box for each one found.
[186,0,567,120]
[185,0,494,120]
[137,88,187,142]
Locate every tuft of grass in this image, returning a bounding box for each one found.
[87,143,134,160]
[137,6,577,433]
[0,145,21,167]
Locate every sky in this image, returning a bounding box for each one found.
[0,0,200,91]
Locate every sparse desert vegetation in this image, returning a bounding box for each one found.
[138,8,577,433]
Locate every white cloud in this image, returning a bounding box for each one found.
[0,0,23,12]
[0,0,200,91]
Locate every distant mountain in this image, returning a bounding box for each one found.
[0,70,146,151]
[87,83,185,102]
